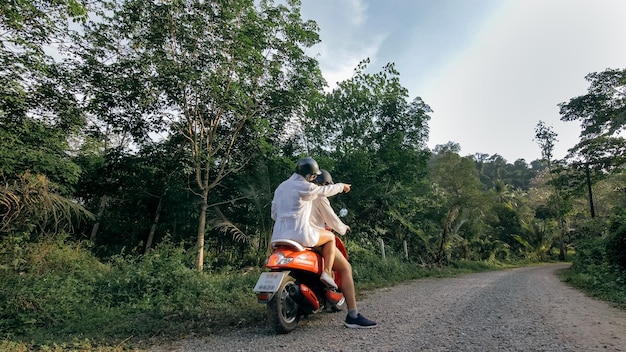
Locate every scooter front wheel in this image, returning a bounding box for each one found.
[267,274,300,333]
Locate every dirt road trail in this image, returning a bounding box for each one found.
[151,264,626,351]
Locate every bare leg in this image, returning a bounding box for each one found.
[334,250,377,327]
[315,230,336,275]
[333,250,356,310]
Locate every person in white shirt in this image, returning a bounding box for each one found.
[270,157,349,289]
[310,169,350,235]
[310,169,378,329]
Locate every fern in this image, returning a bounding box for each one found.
[209,208,248,243]
[0,172,94,235]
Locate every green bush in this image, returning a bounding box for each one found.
[0,235,109,338]
[606,223,626,270]
[572,236,606,269]
[562,262,626,309]
[0,233,544,350]
[563,211,626,309]
[345,240,507,290]
[0,235,267,349]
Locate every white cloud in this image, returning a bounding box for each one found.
[302,0,386,90]
[301,0,626,162]
[423,0,626,161]
[345,0,369,26]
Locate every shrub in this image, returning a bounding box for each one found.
[0,235,266,347]
[606,222,626,270]
[0,235,109,338]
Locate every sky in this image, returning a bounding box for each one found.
[299,0,626,163]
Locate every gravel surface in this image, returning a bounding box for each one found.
[150,264,626,351]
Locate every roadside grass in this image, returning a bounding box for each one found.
[559,264,626,310]
[0,237,578,352]
[558,225,626,310]
[0,237,266,351]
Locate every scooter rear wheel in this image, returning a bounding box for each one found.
[267,274,300,333]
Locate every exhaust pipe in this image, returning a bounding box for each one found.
[288,283,320,312]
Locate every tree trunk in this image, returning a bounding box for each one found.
[196,187,209,271]
[145,193,164,254]
[437,206,459,264]
[90,195,108,241]
[437,228,448,263]
[558,219,566,261]
[585,163,595,218]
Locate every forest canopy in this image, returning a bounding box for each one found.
[1,0,625,272]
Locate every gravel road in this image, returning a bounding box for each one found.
[150,264,626,351]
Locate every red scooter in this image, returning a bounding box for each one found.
[253,235,349,333]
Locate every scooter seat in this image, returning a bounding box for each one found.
[270,239,306,251]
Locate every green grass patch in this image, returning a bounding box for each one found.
[0,236,567,351]
[559,264,626,310]
[350,256,517,292]
[0,237,268,351]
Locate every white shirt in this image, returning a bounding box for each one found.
[310,197,349,235]
[271,173,345,247]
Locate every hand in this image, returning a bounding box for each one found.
[343,184,351,193]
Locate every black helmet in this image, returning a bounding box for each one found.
[315,169,334,185]
[295,157,322,180]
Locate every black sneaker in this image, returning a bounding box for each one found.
[344,313,377,328]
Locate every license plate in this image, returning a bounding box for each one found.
[253,272,287,293]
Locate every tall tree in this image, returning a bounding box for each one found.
[428,143,484,263]
[559,68,626,170]
[64,0,174,243]
[1,0,88,194]
[534,121,566,260]
[85,0,323,270]
[303,59,432,253]
[305,59,431,155]
[558,68,626,220]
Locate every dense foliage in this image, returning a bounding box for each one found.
[1,0,625,350]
